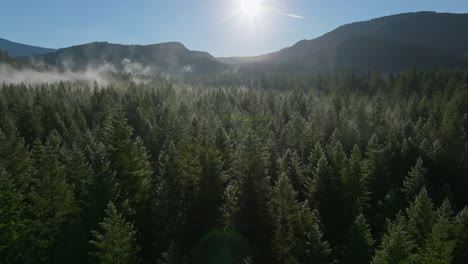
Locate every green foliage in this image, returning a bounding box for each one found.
[29,133,78,262]
[301,212,332,264]
[0,115,33,190]
[90,202,140,264]
[0,168,28,263]
[372,218,416,264]
[0,68,467,264]
[102,109,152,211]
[453,207,468,264]
[405,188,434,246]
[269,173,302,264]
[416,209,455,264]
[402,158,427,201]
[343,214,375,264]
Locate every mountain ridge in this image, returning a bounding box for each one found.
[25,41,228,75]
[220,11,468,74]
[0,38,56,57]
[4,11,468,75]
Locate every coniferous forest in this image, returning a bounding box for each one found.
[1,68,468,264]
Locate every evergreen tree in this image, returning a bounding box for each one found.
[309,154,343,246]
[372,217,416,264]
[301,211,332,264]
[0,168,28,263]
[452,207,468,264]
[101,109,152,212]
[221,180,241,230]
[402,158,427,201]
[269,173,301,264]
[90,202,140,264]
[413,199,455,263]
[342,145,371,221]
[29,133,77,263]
[405,187,434,246]
[344,214,375,264]
[0,115,33,190]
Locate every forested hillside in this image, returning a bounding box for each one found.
[1,69,467,264]
[25,41,228,76]
[222,12,468,75]
[0,49,22,67]
[0,38,55,57]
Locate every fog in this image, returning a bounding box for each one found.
[0,55,164,85]
[0,56,206,85]
[0,63,115,85]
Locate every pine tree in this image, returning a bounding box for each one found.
[90,202,140,264]
[416,199,455,264]
[309,154,343,246]
[101,108,152,212]
[0,168,29,263]
[278,149,307,200]
[270,173,301,264]
[29,133,77,262]
[372,217,416,264]
[0,115,33,190]
[342,144,371,219]
[344,214,375,264]
[327,140,347,177]
[363,134,389,202]
[402,158,427,201]
[220,180,241,230]
[406,187,434,246]
[301,211,332,264]
[236,130,272,263]
[453,207,468,264]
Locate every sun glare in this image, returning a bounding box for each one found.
[237,0,264,20]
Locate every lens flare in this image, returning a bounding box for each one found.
[236,0,264,20]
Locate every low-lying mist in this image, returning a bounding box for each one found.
[0,63,114,85]
[0,57,162,85]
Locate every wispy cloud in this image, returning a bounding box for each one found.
[276,11,304,19]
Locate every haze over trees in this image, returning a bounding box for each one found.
[0,67,467,263]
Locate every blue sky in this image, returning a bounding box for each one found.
[2,0,467,57]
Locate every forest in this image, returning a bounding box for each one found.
[1,68,467,264]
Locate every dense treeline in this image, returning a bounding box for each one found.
[0,49,22,67]
[0,68,467,264]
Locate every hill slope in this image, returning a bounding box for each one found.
[222,12,468,74]
[27,41,228,75]
[0,38,56,57]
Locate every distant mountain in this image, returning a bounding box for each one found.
[0,49,21,67]
[0,38,56,57]
[27,41,228,75]
[221,12,468,74]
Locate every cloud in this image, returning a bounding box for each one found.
[276,11,304,19]
[121,58,152,75]
[0,63,113,85]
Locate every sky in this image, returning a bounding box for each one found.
[2,0,468,57]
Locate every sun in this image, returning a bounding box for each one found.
[236,0,264,20]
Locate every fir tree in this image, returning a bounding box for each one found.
[372,217,416,264]
[0,168,28,263]
[416,199,455,264]
[0,115,33,190]
[269,173,301,264]
[402,158,427,201]
[344,214,375,264]
[453,207,468,264]
[301,212,332,264]
[90,202,140,264]
[101,108,152,212]
[405,187,434,246]
[29,133,77,263]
